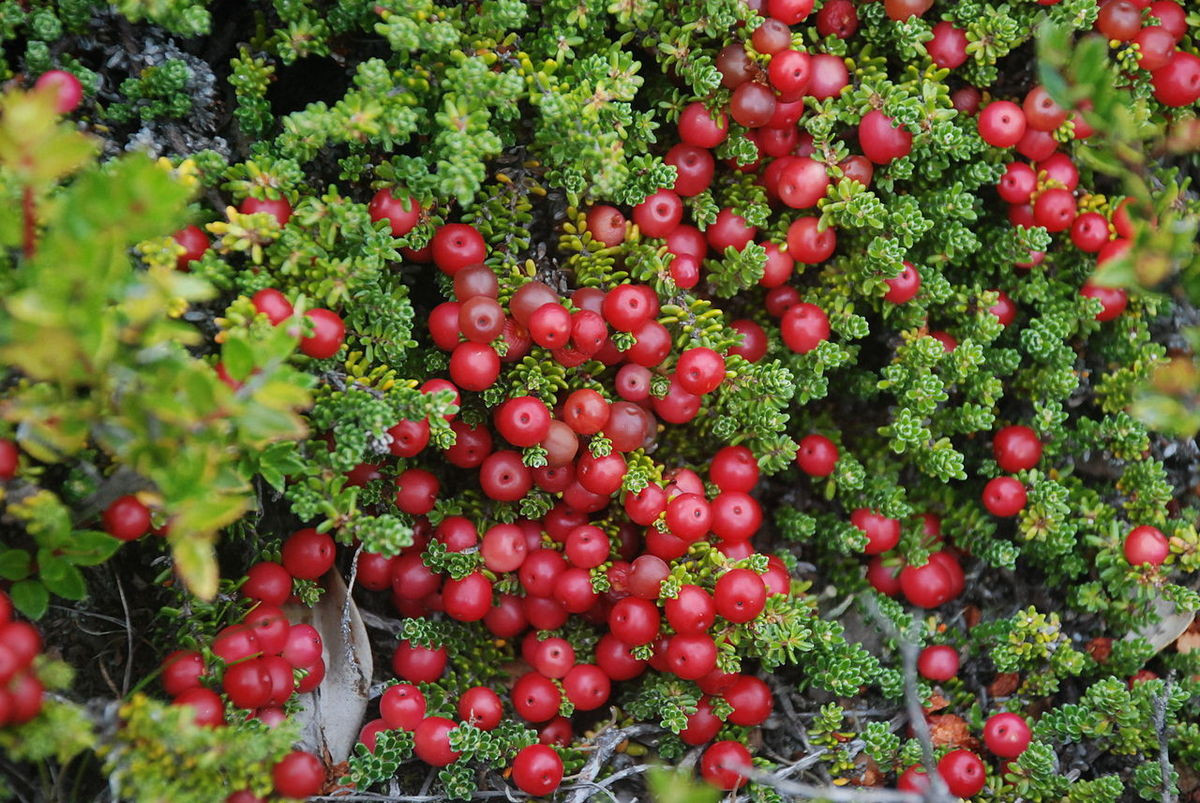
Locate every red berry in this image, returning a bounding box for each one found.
[368,189,420,238]
[780,302,830,354]
[449,342,500,391]
[252,288,294,325]
[983,712,1032,758]
[768,50,812,98]
[413,716,462,767]
[850,508,901,555]
[937,750,987,798]
[816,0,858,37]
[978,101,1027,148]
[767,0,813,24]
[512,671,561,723]
[724,674,774,726]
[680,696,724,745]
[299,309,345,359]
[866,556,902,596]
[900,560,955,608]
[609,596,661,645]
[714,569,766,624]
[586,205,627,246]
[240,197,292,227]
[1023,85,1067,132]
[102,495,151,541]
[884,261,921,304]
[1071,211,1110,252]
[511,744,564,796]
[174,687,224,727]
[34,70,83,114]
[730,82,777,128]
[1033,187,1077,232]
[431,223,486,275]
[380,683,426,730]
[993,425,1042,472]
[563,663,611,710]
[632,189,683,238]
[884,0,932,20]
[0,439,18,481]
[458,686,503,730]
[983,476,1027,517]
[927,22,968,69]
[1124,525,1169,566]
[997,162,1037,204]
[172,225,210,270]
[1081,281,1128,322]
[392,640,446,683]
[859,110,913,164]
[1152,51,1200,107]
[917,644,959,681]
[786,217,837,264]
[700,740,752,791]
[678,102,729,149]
[161,650,206,697]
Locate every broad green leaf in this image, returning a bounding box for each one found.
[60,530,123,566]
[223,336,256,382]
[38,551,88,601]
[0,549,32,581]
[171,534,218,600]
[10,579,49,620]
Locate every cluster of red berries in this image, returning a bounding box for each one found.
[861,512,966,609]
[355,443,787,792]
[0,590,45,729]
[906,643,1035,795]
[160,542,328,800]
[981,424,1042,519]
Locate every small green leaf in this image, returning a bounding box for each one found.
[10,579,49,619]
[0,549,31,581]
[59,530,123,566]
[38,552,87,601]
[223,336,256,382]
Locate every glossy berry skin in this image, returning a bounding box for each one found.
[272,751,324,799]
[392,640,447,683]
[714,569,766,623]
[937,750,987,798]
[34,70,84,113]
[927,22,968,69]
[563,663,611,710]
[724,674,774,726]
[899,560,954,608]
[0,439,17,481]
[729,319,768,363]
[678,102,728,149]
[850,508,901,555]
[609,597,661,645]
[495,396,551,447]
[1070,211,1110,252]
[780,302,830,354]
[1081,282,1128,322]
[172,225,210,270]
[431,224,486,275]
[380,683,426,730]
[676,347,726,395]
[997,162,1037,204]
[161,650,206,697]
[458,686,503,730]
[859,110,913,164]
[701,740,752,791]
[511,744,564,796]
[710,445,759,492]
[414,716,462,767]
[449,342,500,391]
[917,645,959,681]
[795,434,837,477]
[512,672,562,723]
[983,476,1027,517]
[680,697,723,745]
[299,309,345,359]
[102,495,151,541]
[884,261,921,304]
[993,425,1042,472]
[786,216,837,264]
[1033,187,1077,232]
[281,527,335,580]
[1152,51,1200,108]
[989,290,1017,326]
[984,712,1032,758]
[240,197,292,227]
[665,585,717,634]
[368,189,420,237]
[1124,525,1169,567]
[978,101,1027,148]
[633,190,683,238]
[252,288,294,325]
